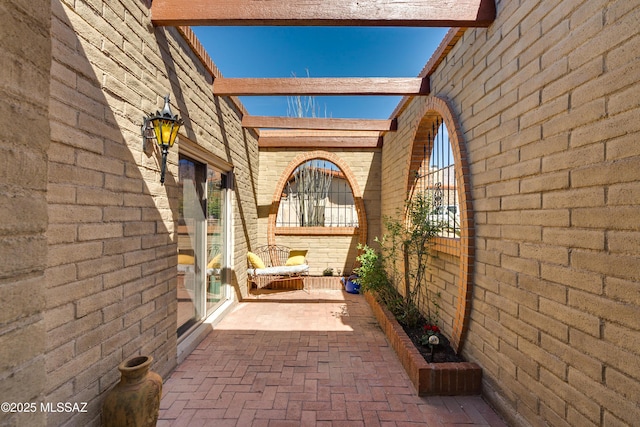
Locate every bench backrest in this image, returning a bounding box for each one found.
[252,245,290,267]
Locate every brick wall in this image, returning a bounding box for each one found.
[419,251,460,338]
[0,1,50,425]
[258,148,381,276]
[45,1,258,425]
[382,0,640,425]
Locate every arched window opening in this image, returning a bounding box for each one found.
[277,159,359,228]
[412,118,460,239]
[405,96,474,352]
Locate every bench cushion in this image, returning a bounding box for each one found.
[248,264,309,276]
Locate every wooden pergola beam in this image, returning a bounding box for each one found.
[152,0,496,27]
[242,116,397,132]
[259,136,383,148]
[258,130,383,148]
[213,77,429,96]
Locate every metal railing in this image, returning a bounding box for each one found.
[276,159,359,227]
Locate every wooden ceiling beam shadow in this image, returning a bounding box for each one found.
[213,77,429,96]
[242,116,397,132]
[152,0,496,27]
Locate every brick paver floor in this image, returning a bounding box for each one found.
[158,290,507,426]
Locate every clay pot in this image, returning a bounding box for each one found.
[102,355,163,427]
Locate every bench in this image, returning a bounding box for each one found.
[247,245,309,290]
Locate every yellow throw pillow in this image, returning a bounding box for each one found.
[247,252,265,269]
[178,254,195,265]
[207,253,222,269]
[285,250,307,266]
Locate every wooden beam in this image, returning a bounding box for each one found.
[259,136,382,148]
[152,0,496,27]
[214,78,429,96]
[258,130,382,148]
[242,116,397,132]
[260,130,382,138]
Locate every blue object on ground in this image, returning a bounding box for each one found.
[344,275,360,294]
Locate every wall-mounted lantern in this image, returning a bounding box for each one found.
[142,94,183,184]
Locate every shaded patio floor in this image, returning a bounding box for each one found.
[158,290,507,426]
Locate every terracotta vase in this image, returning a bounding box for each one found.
[102,355,163,427]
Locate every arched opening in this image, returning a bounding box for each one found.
[405,96,474,352]
[276,159,360,228]
[268,151,368,275]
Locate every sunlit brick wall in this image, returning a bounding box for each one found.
[383,1,640,425]
[420,251,460,338]
[46,1,258,425]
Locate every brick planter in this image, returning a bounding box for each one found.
[364,291,482,396]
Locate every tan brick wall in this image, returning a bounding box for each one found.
[0,1,50,425]
[257,148,381,276]
[45,1,258,425]
[418,251,460,337]
[382,0,640,425]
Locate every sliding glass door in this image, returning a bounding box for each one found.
[177,155,229,337]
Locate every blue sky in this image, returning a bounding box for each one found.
[192,26,449,119]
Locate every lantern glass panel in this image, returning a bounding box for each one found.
[169,122,180,147]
